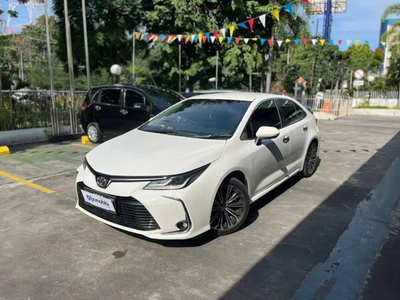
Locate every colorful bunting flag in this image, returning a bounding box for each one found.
[300,0,309,2]
[229,25,235,37]
[205,32,210,42]
[177,34,182,42]
[191,35,196,43]
[220,28,226,38]
[160,35,167,42]
[283,3,294,16]
[365,40,369,44]
[198,33,203,44]
[153,35,159,42]
[249,19,255,31]
[260,38,266,46]
[355,40,360,46]
[140,34,144,40]
[329,39,334,45]
[338,39,342,46]
[213,31,219,39]
[252,38,258,41]
[259,14,266,28]
[185,35,190,44]
[320,39,325,46]
[295,39,300,45]
[272,9,280,22]
[170,36,177,43]
[219,36,224,43]
[277,40,283,47]
[235,37,241,44]
[211,36,216,43]
[227,37,232,43]
[347,40,352,46]
[303,39,308,45]
[238,22,248,29]
[312,39,317,46]
[286,38,291,43]
[268,39,274,46]
[264,54,270,61]
[135,32,140,39]
[194,35,199,43]
[166,35,172,43]
[202,35,207,43]
[244,38,249,44]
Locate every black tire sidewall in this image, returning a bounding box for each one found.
[87,122,102,143]
[213,177,251,236]
[303,142,318,178]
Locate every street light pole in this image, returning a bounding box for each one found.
[82,0,90,90]
[215,50,219,89]
[132,31,135,84]
[178,43,181,92]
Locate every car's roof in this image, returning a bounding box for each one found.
[186,92,284,102]
[89,84,177,93]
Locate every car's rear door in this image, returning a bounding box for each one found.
[275,99,309,173]
[95,88,123,134]
[120,89,152,131]
[241,99,291,196]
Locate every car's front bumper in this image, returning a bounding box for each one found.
[75,165,221,240]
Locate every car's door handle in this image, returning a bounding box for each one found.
[303,125,308,132]
[283,135,290,143]
[95,105,101,111]
[120,109,128,115]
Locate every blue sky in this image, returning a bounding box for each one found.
[1,0,399,51]
[310,0,400,50]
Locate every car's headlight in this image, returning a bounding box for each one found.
[144,165,209,190]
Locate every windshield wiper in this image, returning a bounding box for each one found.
[200,134,232,139]
[144,129,203,137]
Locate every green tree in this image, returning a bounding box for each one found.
[382,4,400,21]
[345,44,374,72]
[371,47,384,71]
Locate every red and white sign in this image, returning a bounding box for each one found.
[354,69,365,80]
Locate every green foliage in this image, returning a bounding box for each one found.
[382,4,400,21]
[345,44,374,71]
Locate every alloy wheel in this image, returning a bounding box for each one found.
[87,126,98,142]
[210,184,246,231]
[306,143,318,174]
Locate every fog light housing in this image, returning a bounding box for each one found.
[176,221,188,231]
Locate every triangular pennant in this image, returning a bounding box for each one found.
[264,54,269,61]
[198,34,203,44]
[202,35,207,43]
[338,39,342,46]
[213,31,219,39]
[329,39,334,45]
[286,38,291,43]
[312,39,317,45]
[320,39,325,46]
[365,40,369,44]
[227,37,232,43]
[268,39,274,46]
[347,40,352,46]
[160,35,167,42]
[303,39,308,45]
[229,25,235,37]
[381,42,386,46]
[177,34,182,42]
[219,36,224,43]
[300,0,309,2]
[166,35,172,43]
[249,19,255,31]
[205,32,210,42]
[140,34,144,40]
[259,14,266,28]
[355,40,360,46]
[277,40,283,47]
[220,28,226,38]
[153,35,159,42]
[235,37,241,44]
[260,38,266,46]
[238,22,248,29]
[194,35,199,43]
[295,39,300,45]
[211,36,216,43]
[146,35,151,41]
[135,32,140,39]
[191,35,196,43]
[185,35,190,44]
[170,36,177,43]
[252,38,258,41]
[283,3,294,16]
[271,9,280,22]
[244,38,249,44]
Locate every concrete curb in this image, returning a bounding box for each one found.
[0,126,72,146]
[352,109,400,117]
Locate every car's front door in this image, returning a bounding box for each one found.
[120,89,152,131]
[95,88,123,134]
[241,99,291,196]
[276,99,309,172]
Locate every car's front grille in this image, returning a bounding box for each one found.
[77,182,160,231]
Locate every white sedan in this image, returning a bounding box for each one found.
[76,92,320,240]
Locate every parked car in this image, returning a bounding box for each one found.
[76,92,320,240]
[180,89,243,98]
[11,89,32,105]
[81,84,185,143]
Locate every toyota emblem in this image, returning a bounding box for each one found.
[96,176,109,188]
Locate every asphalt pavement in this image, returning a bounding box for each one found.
[1,115,400,300]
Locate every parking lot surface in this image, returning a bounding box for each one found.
[1,115,400,300]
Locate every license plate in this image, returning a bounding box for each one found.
[81,190,116,213]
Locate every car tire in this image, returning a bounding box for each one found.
[210,177,250,236]
[86,122,103,143]
[302,141,319,178]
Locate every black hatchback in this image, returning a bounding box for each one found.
[81,84,185,143]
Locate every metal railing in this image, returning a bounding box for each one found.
[296,93,352,117]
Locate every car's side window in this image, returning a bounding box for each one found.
[125,90,145,108]
[294,103,307,121]
[241,100,282,140]
[99,89,121,106]
[276,99,300,127]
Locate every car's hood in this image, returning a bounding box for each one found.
[86,129,226,176]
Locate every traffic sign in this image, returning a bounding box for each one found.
[354,69,365,80]
[353,80,364,87]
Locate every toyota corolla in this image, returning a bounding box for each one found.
[76,92,320,240]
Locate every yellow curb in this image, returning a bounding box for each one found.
[0,146,10,156]
[82,136,91,144]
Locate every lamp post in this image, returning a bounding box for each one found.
[110,64,122,84]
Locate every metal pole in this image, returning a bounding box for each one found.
[20,51,24,81]
[64,0,77,133]
[82,0,90,90]
[45,0,57,135]
[216,50,219,89]
[178,43,181,92]
[350,70,353,90]
[132,31,136,84]
[249,74,252,91]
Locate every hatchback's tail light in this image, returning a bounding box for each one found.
[81,102,88,111]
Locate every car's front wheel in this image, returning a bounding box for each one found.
[303,141,319,178]
[86,122,103,143]
[210,177,250,236]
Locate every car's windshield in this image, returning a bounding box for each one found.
[140,99,251,139]
[143,88,184,109]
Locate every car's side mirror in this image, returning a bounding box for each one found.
[255,126,280,146]
[133,103,147,110]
